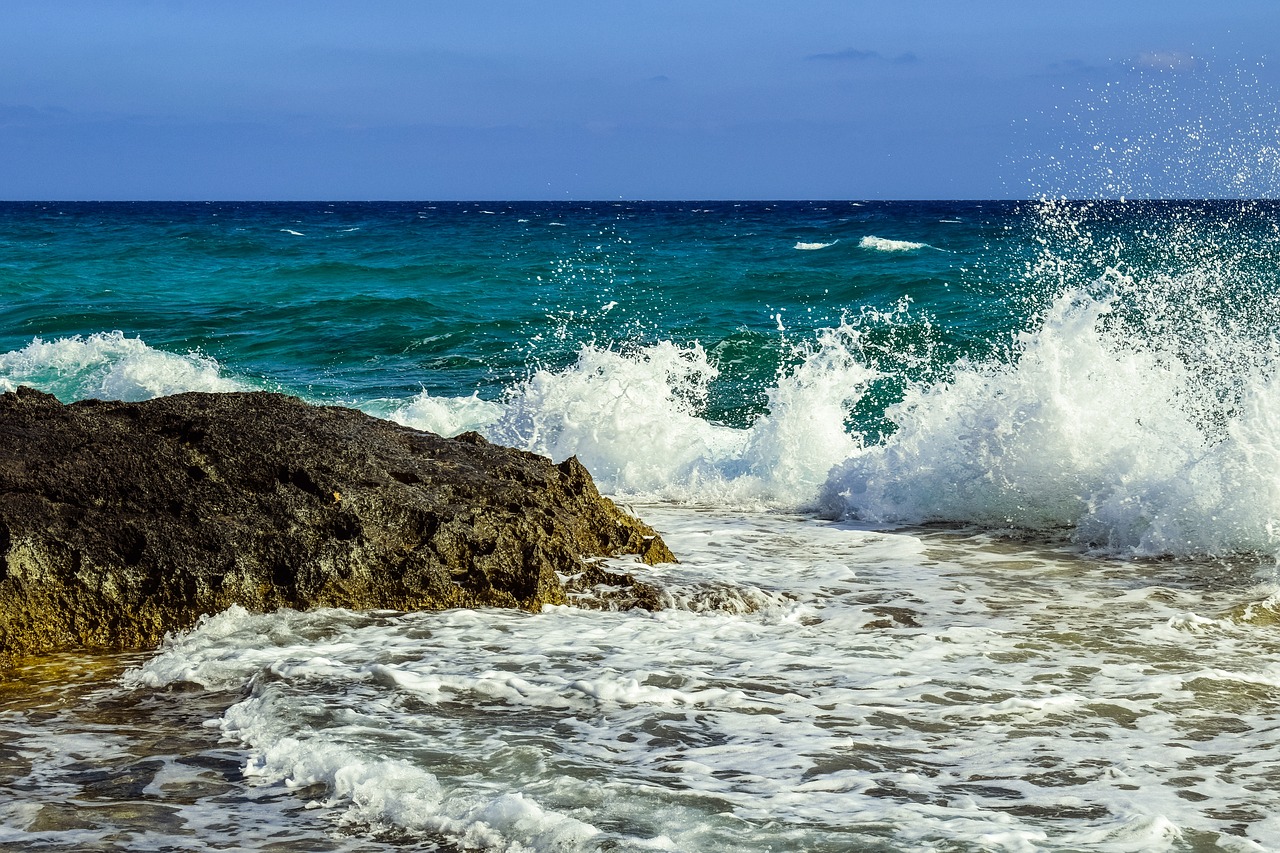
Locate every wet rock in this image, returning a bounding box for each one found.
[0,388,675,666]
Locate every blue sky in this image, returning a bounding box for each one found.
[1,1,1276,199]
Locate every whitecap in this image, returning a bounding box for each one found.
[0,331,249,402]
[859,235,927,252]
[819,277,1280,559]
[376,390,505,438]
[793,240,838,250]
[485,331,871,507]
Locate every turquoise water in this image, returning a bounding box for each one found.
[6,200,1280,851]
[0,201,999,413]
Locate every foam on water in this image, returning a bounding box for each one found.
[825,200,1280,559]
[484,332,870,506]
[860,235,929,251]
[117,507,1280,852]
[377,390,506,437]
[0,331,248,401]
[793,239,838,250]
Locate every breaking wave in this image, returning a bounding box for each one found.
[0,331,248,401]
[859,235,928,252]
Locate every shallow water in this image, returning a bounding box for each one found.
[5,507,1280,852]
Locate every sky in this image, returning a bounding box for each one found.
[1,0,1277,200]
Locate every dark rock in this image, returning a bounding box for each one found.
[0,388,675,666]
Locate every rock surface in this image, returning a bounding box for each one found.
[0,388,674,666]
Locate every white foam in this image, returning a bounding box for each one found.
[793,240,838,250]
[219,686,602,851]
[280,229,305,236]
[0,331,249,401]
[820,276,1280,558]
[859,235,928,252]
[485,333,871,506]
[378,390,505,437]
[120,504,1280,852]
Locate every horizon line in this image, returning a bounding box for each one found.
[1,197,1273,204]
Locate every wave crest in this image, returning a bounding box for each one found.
[485,334,872,506]
[860,235,927,252]
[0,331,247,401]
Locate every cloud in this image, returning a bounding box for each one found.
[806,48,918,64]
[1133,50,1198,71]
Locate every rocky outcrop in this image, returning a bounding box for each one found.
[0,388,674,666]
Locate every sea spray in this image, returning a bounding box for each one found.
[381,390,506,437]
[820,287,1201,536]
[1029,62,1280,200]
[825,199,1280,558]
[0,331,247,400]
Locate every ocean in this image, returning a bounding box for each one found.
[3,199,1280,852]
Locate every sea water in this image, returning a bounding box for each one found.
[4,199,1280,851]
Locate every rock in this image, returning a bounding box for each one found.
[0,387,675,666]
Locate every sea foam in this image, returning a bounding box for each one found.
[484,334,870,506]
[826,202,1280,558]
[381,391,506,437]
[859,235,928,252]
[0,331,247,401]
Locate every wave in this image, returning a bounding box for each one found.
[859,235,928,252]
[0,331,248,401]
[818,285,1280,557]
[794,240,837,250]
[825,199,1280,558]
[477,337,869,507]
[14,308,1280,559]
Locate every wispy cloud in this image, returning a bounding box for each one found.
[806,48,918,64]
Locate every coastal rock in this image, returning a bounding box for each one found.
[0,388,674,666]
